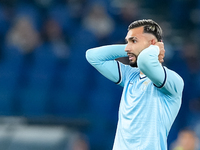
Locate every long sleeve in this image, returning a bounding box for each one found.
[137,45,184,96]
[86,45,127,83]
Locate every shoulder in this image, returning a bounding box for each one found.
[161,66,184,96]
[118,62,140,86]
[119,62,140,76]
[119,62,140,78]
[164,67,184,84]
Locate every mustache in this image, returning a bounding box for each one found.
[127,53,137,57]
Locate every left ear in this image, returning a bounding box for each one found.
[150,39,156,45]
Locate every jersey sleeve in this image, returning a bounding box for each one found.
[137,45,184,96]
[86,45,128,85]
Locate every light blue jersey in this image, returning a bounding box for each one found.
[86,45,184,150]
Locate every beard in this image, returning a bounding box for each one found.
[129,54,138,67]
[129,61,138,67]
[127,53,138,67]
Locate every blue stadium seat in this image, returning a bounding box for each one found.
[0,45,23,115]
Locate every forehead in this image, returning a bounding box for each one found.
[125,26,144,39]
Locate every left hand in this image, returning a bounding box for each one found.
[155,42,165,63]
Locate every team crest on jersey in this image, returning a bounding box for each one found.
[142,79,151,91]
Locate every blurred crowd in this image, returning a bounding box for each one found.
[0,0,199,149]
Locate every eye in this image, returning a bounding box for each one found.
[132,40,137,43]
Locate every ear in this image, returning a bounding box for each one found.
[150,39,156,45]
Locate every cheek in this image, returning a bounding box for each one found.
[133,44,142,54]
[141,40,151,49]
[136,42,149,53]
[128,43,143,55]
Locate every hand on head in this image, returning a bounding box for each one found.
[155,42,165,63]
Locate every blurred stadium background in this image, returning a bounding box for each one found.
[0,0,199,149]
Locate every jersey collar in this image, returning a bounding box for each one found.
[139,73,146,79]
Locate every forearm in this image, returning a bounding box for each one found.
[86,45,127,63]
[137,45,165,87]
[86,45,127,83]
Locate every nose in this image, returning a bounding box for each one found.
[125,44,130,52]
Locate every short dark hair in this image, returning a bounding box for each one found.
[128,19,162,42]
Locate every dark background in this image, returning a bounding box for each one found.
[0,0,199,149]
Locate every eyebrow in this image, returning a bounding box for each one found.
[125,36,137,43]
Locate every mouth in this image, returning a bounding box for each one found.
[127,53,137,62]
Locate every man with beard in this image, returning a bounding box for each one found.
[86,19,184,150]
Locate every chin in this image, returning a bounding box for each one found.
[129,61,138,67]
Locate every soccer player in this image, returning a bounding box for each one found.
[86,19,184,150]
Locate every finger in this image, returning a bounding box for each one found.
[160,51,165,56]
[158,55,164,61]
[159,58,164,63]
[159,51,164,56]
